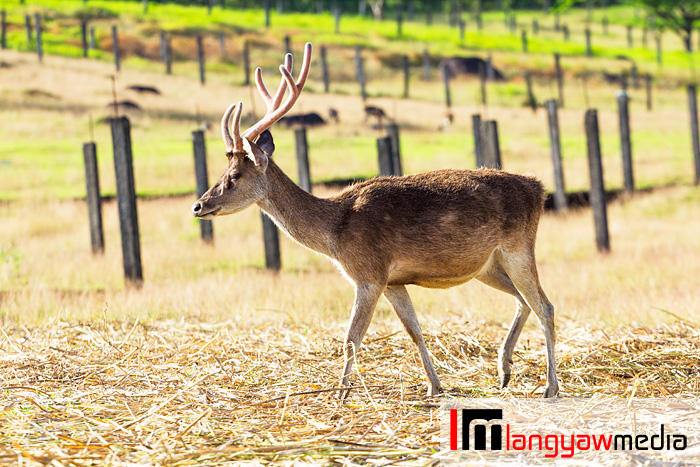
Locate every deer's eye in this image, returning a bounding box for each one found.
[230,172,241,182]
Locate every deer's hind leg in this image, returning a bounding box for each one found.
[497,246,559,398]
[475,254,530,390]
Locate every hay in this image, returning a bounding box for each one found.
[0,319,698,465]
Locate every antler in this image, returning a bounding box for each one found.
[221,101,244,154]
[241,42,312,142]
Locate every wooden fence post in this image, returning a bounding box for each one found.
[459,20,465,42]
[112,25,120,72]
[355,46,366,101]
[472,114,483,167]
[443,68,451,109]
[219,33,226,59]
[546,100,567,211]
[656,34,662,65]
[555,53,564,108]
[110,116,144,285]
[563,24,569,41]
[423,49,430,81]
[243,40,250,85]
[486,55,494,81]
[294,128,312,192]
[34,13,42,62]
[642,26,648,48]
[25,14,31,44]
[159,31,166,62]
[1,10,6,49]
[197,35,205,85]
[197,36,205,85]
[688,85,700,185]
[265,0,271,27]
[89,26,96,49]
[386,123,402,176]
[479,61,487,108]
[525,72,536,112]
[646,74,652,110]
[334,5,341,34]
[192,130,213,243]
[321,45,330,92]
[631,64,639,89]
[532,18,539,35]
[521,30,528,53]
[81,20,88,57]
[480,120,502,169]
[377,136,393,176]
[261,214,281,271]
[584,109,610,253]
[402,55,409,98]
[284,35,291,55]
[627,25,633,48]
[83,142,105,254]
[165,36,172,75]
[602,17,607,35]
[616,91,634,193]
[585,27,592,57]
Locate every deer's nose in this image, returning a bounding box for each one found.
[191,202,202,216]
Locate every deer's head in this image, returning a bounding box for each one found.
[192,43,312,219]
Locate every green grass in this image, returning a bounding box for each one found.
[0,0,698,203]
[2,0,700,77]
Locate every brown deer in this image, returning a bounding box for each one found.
[364,104,389,130]
[192,43,559,398]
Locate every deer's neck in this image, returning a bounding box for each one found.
[256,160,339,257]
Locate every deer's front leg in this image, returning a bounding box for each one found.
[384,285,442,396]
[339,283,384,399]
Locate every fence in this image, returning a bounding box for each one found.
[5,5,695,277]
[4,8,683,102]
[78,67,700,280]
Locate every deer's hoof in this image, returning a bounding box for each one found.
[427,385,443,396]
[542,383,560,398]
[338,387,352,401]
[500,374,511,388]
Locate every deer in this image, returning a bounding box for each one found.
[364,104,389,130]
[191,43,559,399]
[438,111,454,131]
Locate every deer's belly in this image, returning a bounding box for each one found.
[386,260,484,289]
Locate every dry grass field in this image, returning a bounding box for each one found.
[2,4,700,463]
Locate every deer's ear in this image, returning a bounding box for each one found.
[255,130,275,157]
[242,137,269,172]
